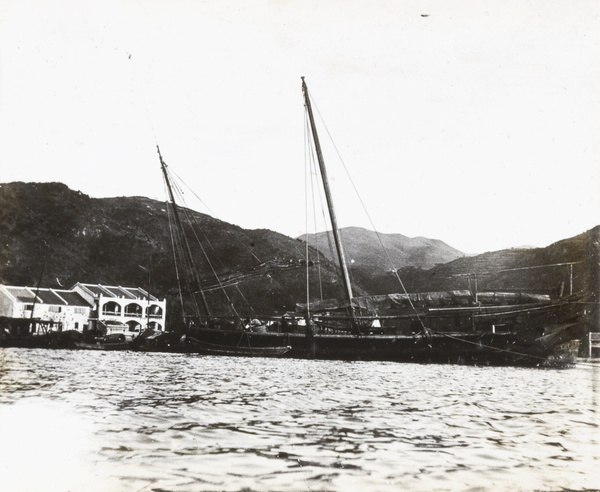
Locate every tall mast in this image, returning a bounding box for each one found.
[157,146,212,320]
[302,77,358,332]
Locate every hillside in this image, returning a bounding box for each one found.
[0,182,359,318]
[298,225,598,299]
[299,227,465,295]
[1,182,598,322]
[377,227,600,298]
[299,226,464,270]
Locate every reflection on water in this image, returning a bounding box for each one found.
[0,348,598,491]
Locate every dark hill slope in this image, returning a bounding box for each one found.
[2,182,597,318]
[0,182,360,316]
[299,226,465,294]
[299,227,463,271]
[384,227,600,297]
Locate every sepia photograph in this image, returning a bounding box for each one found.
[0,1,599,491]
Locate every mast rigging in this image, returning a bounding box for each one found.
[158,145,212,320]
[302,77,359,334]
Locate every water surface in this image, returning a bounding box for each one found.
[0,348,598,491]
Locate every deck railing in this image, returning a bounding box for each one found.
[101,310,121,316]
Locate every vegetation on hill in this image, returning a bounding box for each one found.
[0,182,353,319]
[300,227,464,271]
[298,227,464,294]
[299,225,599,299]
[376,228,600,298]
[1,182,597,324]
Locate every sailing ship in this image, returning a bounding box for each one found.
[145,77,587,366]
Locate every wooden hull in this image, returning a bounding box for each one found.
[1,297,587,367]
[187,338,291,357]
[156,295,585,366]
[173,323,581,367]
[74,341,130,351]
[126,295,588,366]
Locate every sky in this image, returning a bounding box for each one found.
[0,0,598,254]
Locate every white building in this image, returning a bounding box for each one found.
[71,283,166,338]
[0,283,167,338]
[0,285,92,333]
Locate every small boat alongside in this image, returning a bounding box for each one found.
[186,337,291,357]
[74,333,131,351]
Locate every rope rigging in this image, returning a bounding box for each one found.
[302,84,431,335]
[160,147,302,325]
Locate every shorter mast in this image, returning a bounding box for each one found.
[158,146,212,321]
[302,77,359,334]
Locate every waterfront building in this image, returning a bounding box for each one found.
[0,285,92,333]
[0,283,166,338]
[70,283,166,337]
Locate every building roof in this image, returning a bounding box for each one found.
[105,286,135,299]
[80,284,111,297]
[1,286,93,308]
[2,283,161,307]
[35,289,67,305]
[123,287,156,301]
[3,286,36,303]
[54,290,93,307]
[76,283,157,301]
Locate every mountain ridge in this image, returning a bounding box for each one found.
[1,182,597,319]
[299,227,464,272]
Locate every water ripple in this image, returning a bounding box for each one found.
[0,348,599,491]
